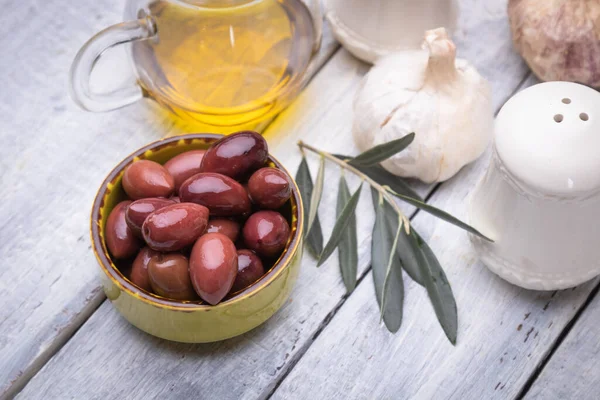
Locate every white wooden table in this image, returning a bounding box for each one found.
[2,0,599,398]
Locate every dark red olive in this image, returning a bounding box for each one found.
[164,150,206,192]
[148,253,197,300]
[142,203,209,251]
[122,160,175,200]
[125,198,175,237]
[206,219,240,242]
[243,211,290,258]
[130,247,158,291]
[105,201,140,259]
[189,233,238,305]
[179,173,251,216]
[200,131,268,179]
[231,250,265,293]
[248,167,292,209]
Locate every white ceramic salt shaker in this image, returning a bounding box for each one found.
[469,82,600,290]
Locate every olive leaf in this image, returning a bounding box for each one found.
[317,183,363,267]
[380,214,403,321]
[336,175,358,293]
[370,188,456,343]
[307,155,325,236]
[369,188,423,286]
[387,188,492,242]
[371,191,404,332]
[349,133,415,167]
[295,155,324,257]
[381,199,424,286]
[410,229,458,344]
[335,154,422,201]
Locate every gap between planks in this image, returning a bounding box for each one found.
[2,290,104,400]
[516,279,600,399]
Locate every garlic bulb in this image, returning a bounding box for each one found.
[509,0,600,88]
[353,28,493,183]
[323,0,458,63]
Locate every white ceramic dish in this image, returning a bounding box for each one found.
[470,82,600,290]
[323,0,458,63]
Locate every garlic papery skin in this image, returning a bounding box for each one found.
[323,0,458,64]
[508,0,600,88]
[353,28,493,183]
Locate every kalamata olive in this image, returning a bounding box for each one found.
[243,211,290,258]
[189,233,238,305]
[125,198,175,237]
[122,160,175,200]
[179,173,251,216]
[106,201,140,259]
[248,167,292,209]
[148,253,197,300]
[206,219,240,242]
[231,250,265,293]
[130,247,159,291]
[200,131,268,179]
[142,203,209,251]
[164,150,206,192]
[170,195,181,203]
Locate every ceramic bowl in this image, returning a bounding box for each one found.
[323,0,458,63]
[91,134,303,342]
[470,82,600,290]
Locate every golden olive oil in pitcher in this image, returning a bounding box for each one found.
[131,0,316,126]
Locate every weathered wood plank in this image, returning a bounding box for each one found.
[523,290,600,399]
[0,3,155,398]
[271,71,600,398]
[0,0,338,397]
[16,0,529,398]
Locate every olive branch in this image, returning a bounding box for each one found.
[296,134,491,344]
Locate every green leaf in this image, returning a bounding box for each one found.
[381,200,424,286]
[307,155,325,236]
[371,191,404,333]
[388,189,493,242]
[295,155,324,257]
[370,186,380,209]
[370,188,424,286]
[317,183,363,267]
[410,229,458,344]
[380,215,403,320]
[349,133,415,167]
[336,175,358,293]
[334,154,422,201]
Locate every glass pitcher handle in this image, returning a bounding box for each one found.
[69,17,156,112]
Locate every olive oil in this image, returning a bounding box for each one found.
[132,0,315,127]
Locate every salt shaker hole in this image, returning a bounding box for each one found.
[562,98,571,104]
[554,114,564,123]
[580,112,589,121]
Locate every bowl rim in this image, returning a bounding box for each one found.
[90,133,304,311]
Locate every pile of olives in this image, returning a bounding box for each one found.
[104,131,293,305]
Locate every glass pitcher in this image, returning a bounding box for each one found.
[70,0,321,127]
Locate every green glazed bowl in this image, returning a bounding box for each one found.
[91,134,303,343]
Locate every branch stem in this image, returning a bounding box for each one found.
[297,141,410,228]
